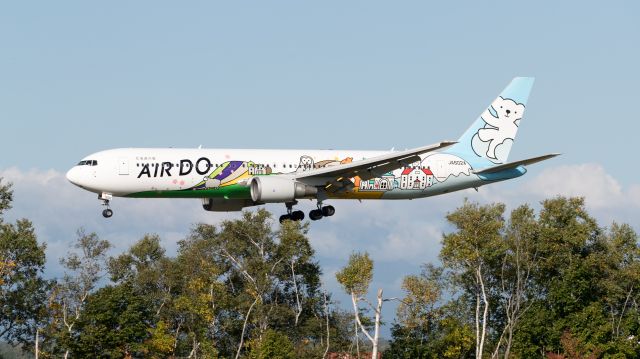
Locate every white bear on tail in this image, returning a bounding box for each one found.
[473,96,524,163]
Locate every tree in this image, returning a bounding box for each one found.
[172,227,226,358]
[68,284,153,358]
[386,265,475,359]
[511,197,609,357]
[440,201,505,358]
[203,210,327,358]
[601,223,640,341]
[0,178,12,219]
[391,200,591,358]
[491,204,541,358]
[336,251,386,359]
[396,264,442,338]
[0,179,51,348]
[105,209,334,358]
[246,329,295,359]
[108,234,203,357]
[47,229,112,359]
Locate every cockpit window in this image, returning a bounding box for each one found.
[77,160,98,166]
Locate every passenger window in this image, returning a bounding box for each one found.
[92,160,98,166]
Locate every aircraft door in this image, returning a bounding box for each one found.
[119,158,129,175]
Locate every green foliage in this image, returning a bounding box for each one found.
[13,186,637,358]
[145,320,176,358]
[389,196,640,358]
[440,200,506,274]
[0,178,12,219]
[246,329,296,359]
[335,252,373,296]
[385,271,474,359]
[68,284,153,358]
[92,209,344,358]
[3,180,351,356]
[0,188,51,347]
[396,264,442,332]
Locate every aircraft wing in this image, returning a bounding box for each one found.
[472,153,561,174]
[287,141,456,190]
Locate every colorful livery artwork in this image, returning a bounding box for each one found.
[66,77,558,221]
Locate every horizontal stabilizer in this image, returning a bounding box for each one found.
[472,153,560,174]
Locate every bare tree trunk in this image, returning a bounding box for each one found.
[188,336,199,358]
[478,265,489,359]
[323,291,330,359]
[173,321,182,353]
[504,326,514,359]
[615,285,634,338]
[35,328,39,359]
[354,315,360,357]
[290,260,303,326]
[235,297,258,359]
[475,288,481,358]
[350,291,383,359]
[371,288,383,359]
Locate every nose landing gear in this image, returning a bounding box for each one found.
[102,208,113,218]
[99,193,113,218]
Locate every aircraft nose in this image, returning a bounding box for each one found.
[66,167,82,186]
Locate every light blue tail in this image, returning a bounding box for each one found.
[446,77,535,167]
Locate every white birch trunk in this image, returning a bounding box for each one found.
[371,288,383,359]
[478,265,489,359]
[35,328,39,359]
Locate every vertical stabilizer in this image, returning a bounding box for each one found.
[446,77,535,166]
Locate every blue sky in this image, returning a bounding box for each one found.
[1,1,639,337]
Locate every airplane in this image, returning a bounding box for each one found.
[66,77,558,223]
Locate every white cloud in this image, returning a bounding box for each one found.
[477,163,640,227]
[523,164,624,209]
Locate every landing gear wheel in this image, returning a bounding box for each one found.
[321,205,335,217]
[309,209,323,221]
[102,209,113,218]
[291,210,305,221]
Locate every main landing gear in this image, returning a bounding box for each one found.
[279,201,336,224]
[309,203,335,221]
[279,201,305,223]
[99,192,113,218]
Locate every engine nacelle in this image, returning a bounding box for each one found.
[249,176,317,203]
[202,198,254,212]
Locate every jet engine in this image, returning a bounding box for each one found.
[249,176,317,203]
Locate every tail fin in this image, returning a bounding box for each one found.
[446,77,535,166]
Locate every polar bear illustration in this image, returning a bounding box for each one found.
[473,96,524,162]
[297,156,314,172]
